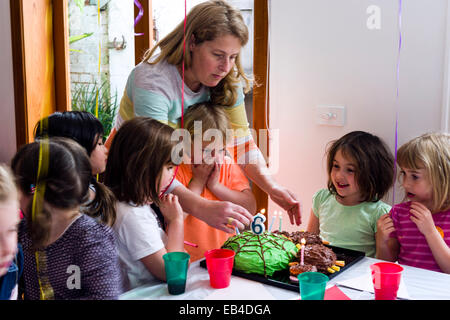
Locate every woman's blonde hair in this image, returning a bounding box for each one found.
[397,132,450,213]
[143,0,252,107]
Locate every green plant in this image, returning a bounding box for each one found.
[69,0,94,52]
[71,81,118,139]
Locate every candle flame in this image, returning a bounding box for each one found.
[301,238,306,245]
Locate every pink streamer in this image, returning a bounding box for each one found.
[134,0,144,36]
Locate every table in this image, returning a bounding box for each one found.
[120,257,450,300]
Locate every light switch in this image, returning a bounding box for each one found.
[316,106,346,126]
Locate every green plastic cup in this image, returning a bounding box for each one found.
[162,252,190,295]
[298,272,329,300]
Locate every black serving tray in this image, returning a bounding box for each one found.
[199,245,365,293]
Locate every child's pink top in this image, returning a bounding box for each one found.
[390,201,450,273]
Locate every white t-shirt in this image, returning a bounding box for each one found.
[113,201,168,291]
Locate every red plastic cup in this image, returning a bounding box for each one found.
[204,249,236,289]
[370,262,404,300]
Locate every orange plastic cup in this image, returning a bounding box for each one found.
[370,262,404,300]
[204,249,236,289]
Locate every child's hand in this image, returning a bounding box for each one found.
[377,214,395,242]
[409,202,435,236]
[206,162,221,190]
[159,194,183,223]
[191,163,214,185]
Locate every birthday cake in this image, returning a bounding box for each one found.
[221,231,298,277]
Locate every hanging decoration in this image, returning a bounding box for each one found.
[134,0,145,36]
[392,0,402,206]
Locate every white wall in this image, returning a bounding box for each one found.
[268,0,449,232]
[0,0,17,164]
[108,0,135,99]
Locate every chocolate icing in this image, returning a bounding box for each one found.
[301,244,336,272]
[273,230,323,245]
[289,231,323,245]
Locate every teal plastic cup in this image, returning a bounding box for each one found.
[298,272,329,300]
[162,252,190,295]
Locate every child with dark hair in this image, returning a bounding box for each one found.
[104,117,184,291]
[307,131,395,257]
[34,111,115,226]
[377,132,450,273]
[12,138,121,300]
[0,164,23,300]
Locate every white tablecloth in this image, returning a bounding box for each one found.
[120,257,450,300]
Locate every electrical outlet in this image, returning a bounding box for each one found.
[316,106,346,127]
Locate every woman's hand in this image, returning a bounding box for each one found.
[269,185,301,226]
[409,202,436,236]
[171,184,253,234]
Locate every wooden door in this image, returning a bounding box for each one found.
[10,0,70,148]
[252,0,269,219]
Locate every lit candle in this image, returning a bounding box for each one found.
[300,238,306,266]
[278,213,282,232]
[268,211,277,233]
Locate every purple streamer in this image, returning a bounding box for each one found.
[134,0,144,36]
[392,0,402,206]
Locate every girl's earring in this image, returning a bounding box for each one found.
[30,184,36,194]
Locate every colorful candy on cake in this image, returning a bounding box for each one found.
[221,231,298,277]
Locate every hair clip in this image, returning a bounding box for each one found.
[30,184,36,194]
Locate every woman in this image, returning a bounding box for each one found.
[106,0,301,232]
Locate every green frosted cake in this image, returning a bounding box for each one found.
[221,231,298,277]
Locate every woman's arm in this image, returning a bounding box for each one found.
[206,162,256,214]
[208,185,256,216]
[171,184,253,233]
[241,161,301,225]
[224,98,301,226]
